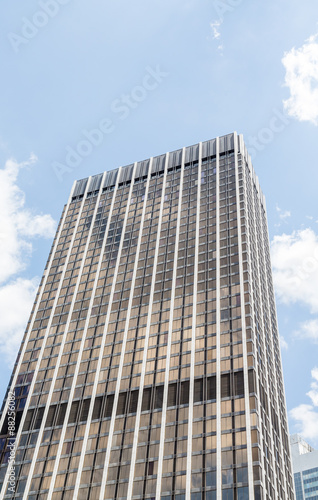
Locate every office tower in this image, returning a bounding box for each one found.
[290,434,318,500]
[0,132,295,500]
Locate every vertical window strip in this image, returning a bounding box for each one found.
[155,150,185,500]
[234,133,254,500]
[252,154,286,499]
[239,135,267,496]
[216,137,222,500]
[126,153,170,500]
[245,145,272,499]
[186,142,202,500]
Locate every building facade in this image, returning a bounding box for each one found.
[291,434,318,500]
[0,133,295,500]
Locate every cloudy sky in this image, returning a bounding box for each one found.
[0,0,318,446]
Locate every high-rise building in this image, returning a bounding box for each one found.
[0,132,295,500]
[290,434,318,500]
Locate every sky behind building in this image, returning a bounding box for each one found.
[0,0,318,447]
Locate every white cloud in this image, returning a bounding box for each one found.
[282,34,318,125]
[17,213,56,238]
[280,336,288,350]
[209,20,224,54]
[307,388,318,407]
[290,404,318,442]
[0,156,56,283]
[312,367,318,382]
[0,278,39,365]
[296,319,318,343]
[275,206,291,229]
[0,156,57,366]
[290,368,318,444]
[271,228,318,313]
[307,366,318,407]
[280,210,291,220]
[276,205,291,221]
[210,20,222,40]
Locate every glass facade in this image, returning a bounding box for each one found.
[294,468,318,500]
[0,133,295,500]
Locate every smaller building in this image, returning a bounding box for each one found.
[291,434,318,500]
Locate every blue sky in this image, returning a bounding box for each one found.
[0,0,318,446]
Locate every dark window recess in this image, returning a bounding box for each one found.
[2,451,10,466]
[15,411,23,433]
[117,393,127,416]
[194,379,203,403]
[259,384,268,413]
[80,399,91,422]
[18,397,27,410]
[167,383,177,407]
[0,438,6,451]
[45,405,57,428]
[104,394,114,418]
[142,388,152,412]
[69,401,80,424]
[34,407,45,429]
[207,376,216,400]
[221,374,231,399]
[154,386,164,409]
[167,165,182,173]
[1,416,8,435]
[271,405,279,434]
[248,369,256,394]
[234,370,244,397]
[129,390,139,414]
[23,409,34,431]
[148,461,154,476]
[180,381,189,405]
[92,397,103,420]
[56,403,67,426]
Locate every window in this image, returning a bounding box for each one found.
[23,409,34,431]
[142,388,152,411]
[234,371,244,397]
[116,393,127,416]
[180,381,189,405]
[194,379,203,403]
[104,394,114,417]
[80,399,91,422]
[55,403,66,426]
[34,407,45,429]
[129,390,139,413]
[221,374,230,399]
[92,396,103,419]
[168,383,177,407]
[154,386,164,409]
[69,401,79,423]
[207,376,216,400]
[148,461,154,475]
